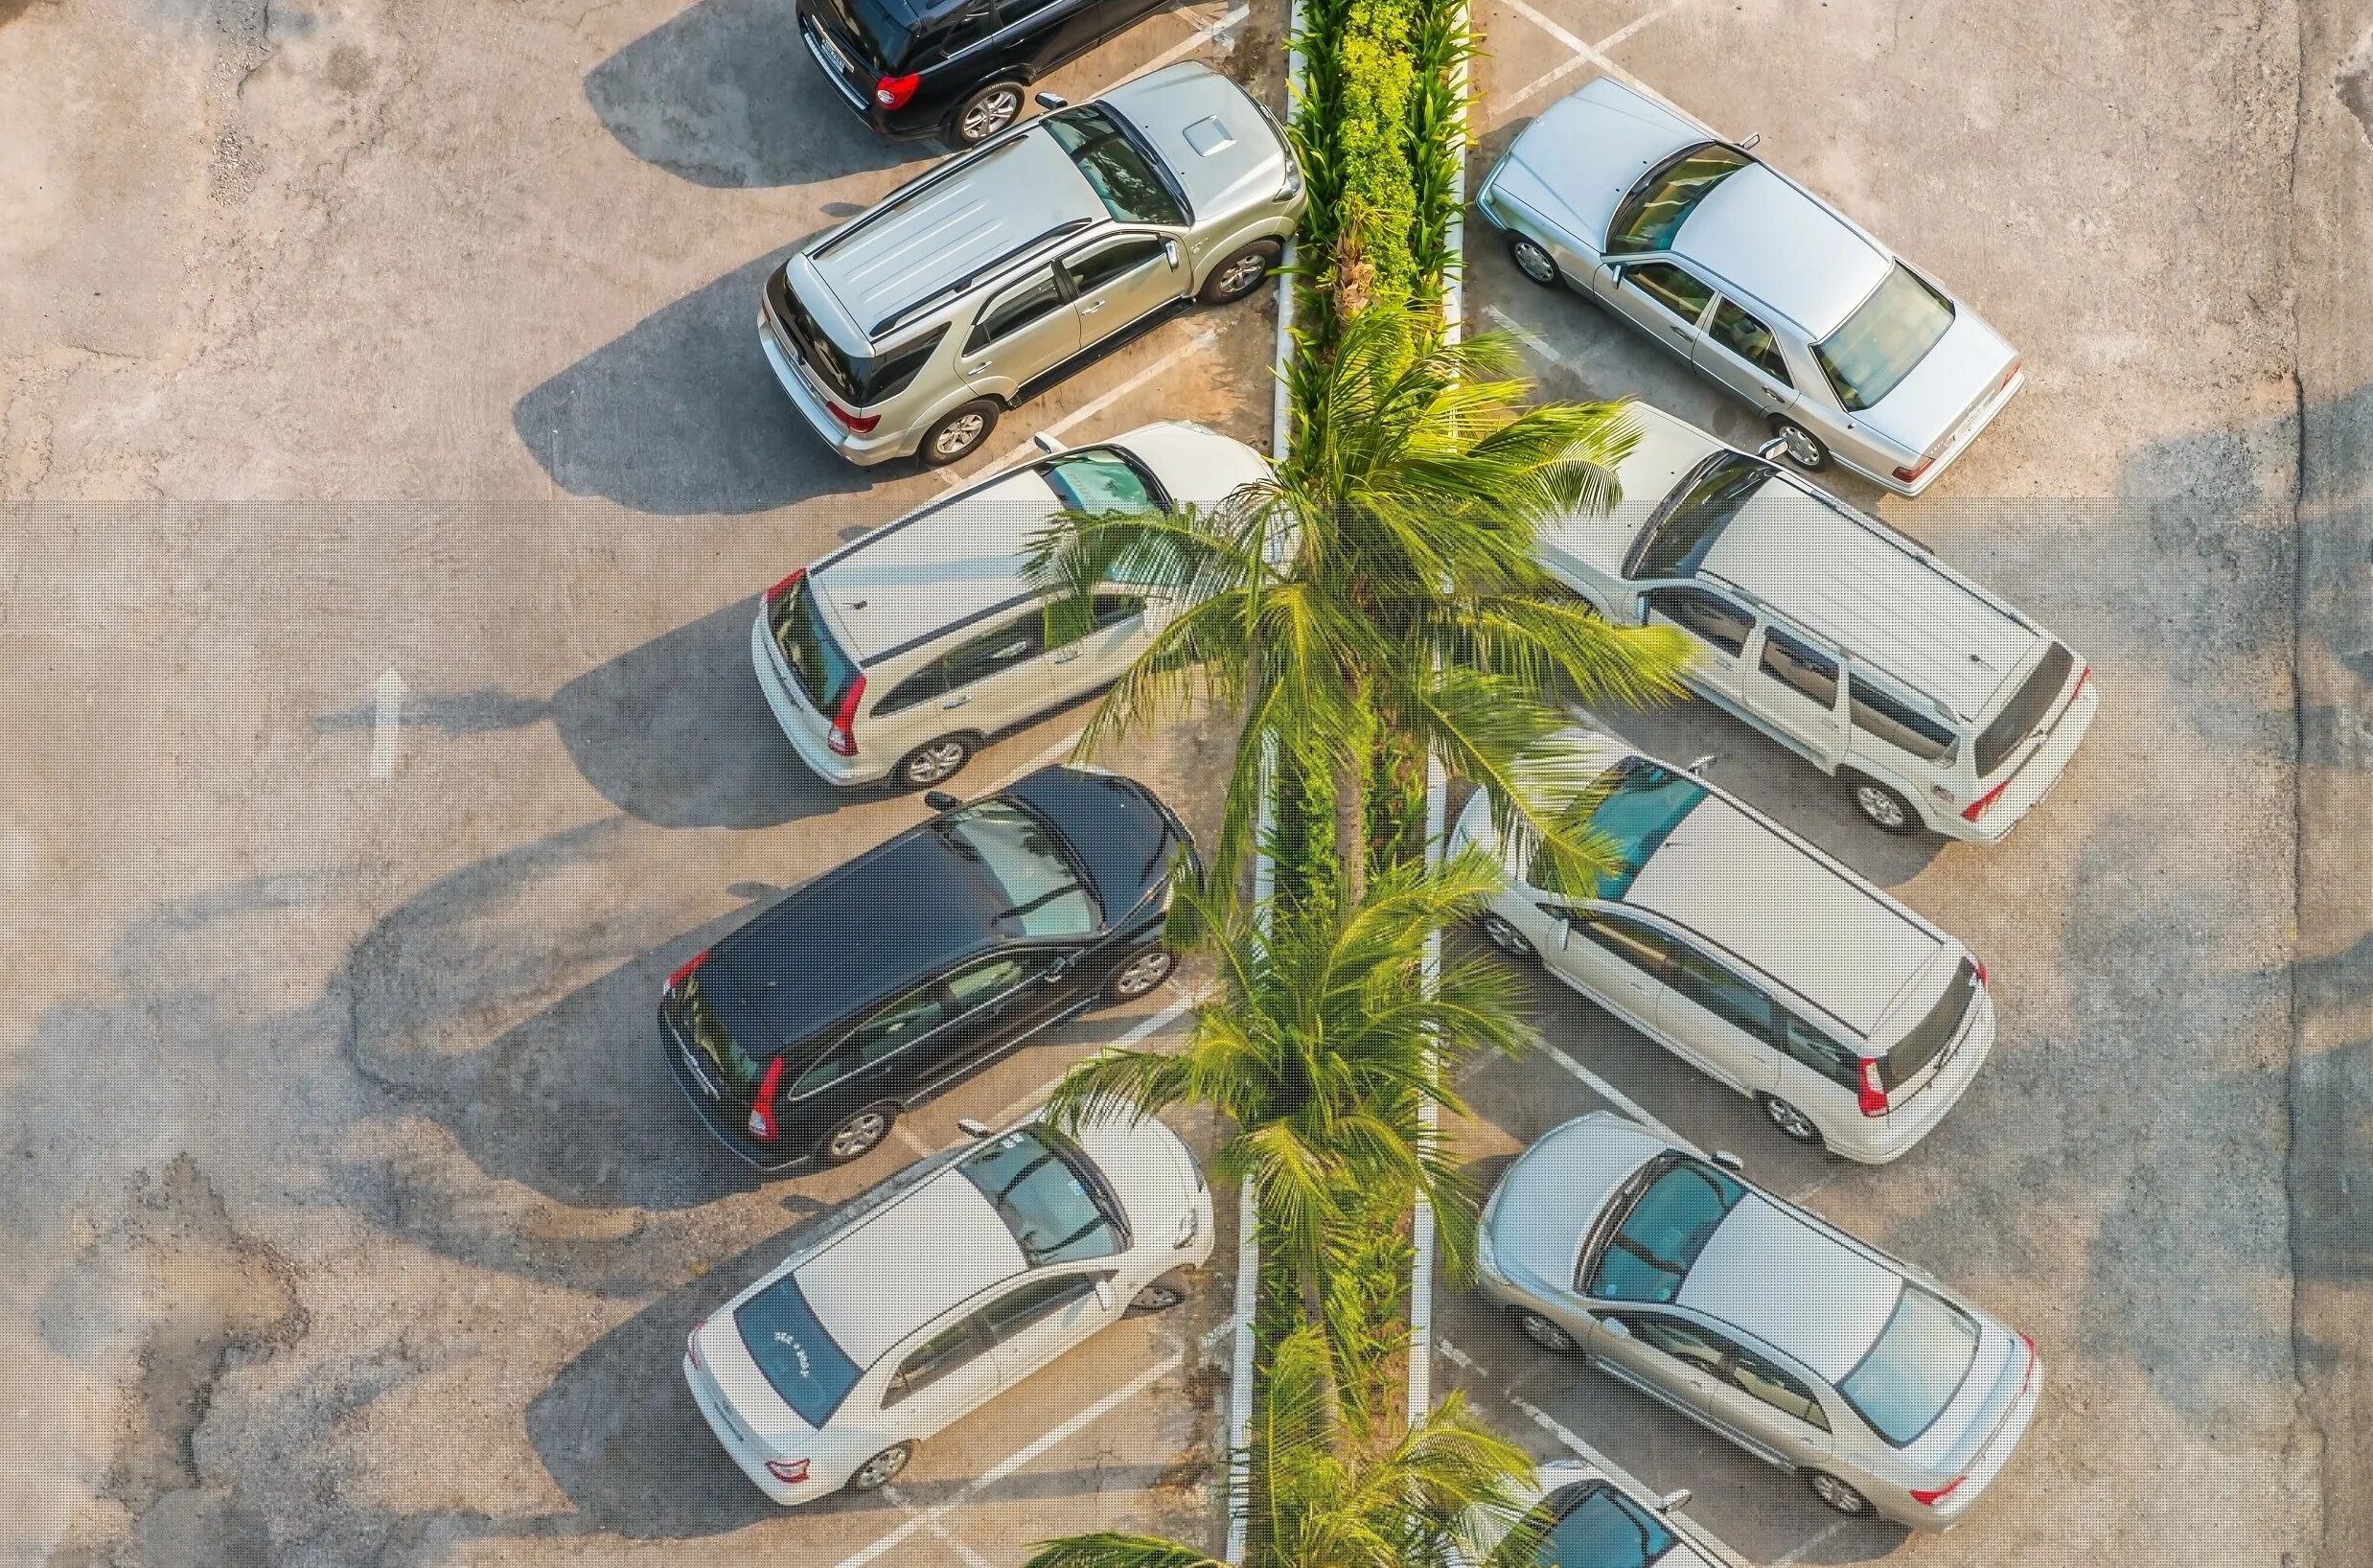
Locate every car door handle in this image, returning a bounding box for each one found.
[1081,300,1105,314]
[1048,649,1082,663]
[941,694,972,708]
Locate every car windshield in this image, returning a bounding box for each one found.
[1812,263,1955,412]
[1974,641,2076,776]
[939,799,1100,936]
[1529,758,1708,901]
[1044,105,1188,225]
[1584,1157,1747,1303]
[959,1126,1125,1263]
[1527,1485,1679,1568]
[1043,450,1161,515]
[768,575,862,719]
[669,971,761,1094]
[1837,1283,1981,1445]
[1606,142,1751,253]
[734,1271,864,1427]
[1624,452,1772,580]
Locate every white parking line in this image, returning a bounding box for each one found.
[1129,1,1254,82]
[1533,1036,1684,1144]
[881,1487,997,1568]
[1483,304,1566,366]
[1490,0,1696,121]
[940,327,1223,487]
[975,985,1209,1134]
[1774,1518,1852,1564]
[985,726,1090,787]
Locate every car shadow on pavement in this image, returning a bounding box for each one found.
[513,244,872,516]
[587,0,936,189]
[550,597,853,829]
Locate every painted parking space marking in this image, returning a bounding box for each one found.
[1487,0,1700,122]
[1534,1035,1685,1143]
[1131,0,1255,82]
[882,1486,998,1568]
[1773,1518,1850,1565]
[1484,304,1567,366]
[940,327,1224,488]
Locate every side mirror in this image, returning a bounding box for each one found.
[956,1118,992,1140]
[1658,1487,1693,1513]
[924,790,960,813]
[1554,917,1572,951]
[1035,90,1069,110]
[1685,754,1717,777]
[1031,431,1068,455]
[1094,1277,1117,1311]
[1739,131,1762,151]
[1598,1316,1632,1340]
[1756,436,1790,462]
[1710,1149,1744,1174]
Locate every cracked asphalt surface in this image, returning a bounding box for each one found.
[1,1,2367,1566]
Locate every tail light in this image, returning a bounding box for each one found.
[1961,775,2012,822]
[765,1457,812,1485]
[1856,1057,1889,1118]
[1909,1474,1965,1507]
[2071,664,2092,702]
[666,949,711,993]
[685,1322,706,1370]
[2017,1331,2039,1394]
[874,73,921,110]
[825,402,881,435]
[826,674,866,757]
[1892,453,1936,486]
[764,567,806,605]
[747,1056,787,1141]
[1973,957,1989,985]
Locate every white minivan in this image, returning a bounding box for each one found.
[1454,730,1995,1162]
[753,421,1271,789]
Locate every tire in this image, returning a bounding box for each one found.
[948,81,1025,146]
[919,400,1000,467]
[1130,1280,1187,1313]
[1478,912,1536,959]
[1846,775,1920,835]
[1759,1094,1824,1146]
[1507,233,1560,288]
[1198,242,1279,305]
[1806,1470,1875,1516]
[817,1105,895,1166]
[1104,945,1176,1003]
[1516,1311,1577,1355]
[1768,416,1831,472]
[896,735,974,789]
[847,1441,913,1494]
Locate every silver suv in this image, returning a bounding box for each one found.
[760,61,1305,468]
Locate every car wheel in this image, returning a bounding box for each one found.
[818,1106,895,1165]
[1130,1280,1186,1312]
[1846,776,1920,835]
[1507,233,1560,288]
[1768,416,1830,472]
[1806,1470,1875,1516]
[920,401,1000,467]
[1199,242,1279,305]
[1478,912,1536,959]
[897,735,974,789]
[1759,1094,1824,1146]
[1105,945,1176,1002]
[1516,1311,1577,1355]
[950,81,1025,146]
[848,1441,913,1493]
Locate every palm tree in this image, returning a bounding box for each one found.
[1020,1325,1536,1568]
[1028,307,1690,908]
[1043,849,1530,1325]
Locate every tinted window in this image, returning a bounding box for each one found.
[1044,105,1187,225]
[970,270,1068,352]
[1758,628,1838,706]
[941,799,1098,937]
[734,1273,864,1425]
[1883,957,1980,1090]
[668,971,760,1091]
[1607,143,1752,252]
[1529,757,1708,900]
[873,660,953,717]
[857,328,949,404]
[1663,945,1778,1043]
[1065,236,1169,293]
[933,2,998,55]
[1974,641,2076,776]
[945,953,1047,1012]
[959,1126,1125,1264]
[1624,453,1772,580]
[979,1272,1100,1341]
[1043,449,1161,515]
[774,275,944,405]
[942,612,1048,688]
[1725,1347,1831,1430]
[1780,1014,1860,1089]
[885,1316,990,1405]
[1621,1313,1735,1375]
[768,576,863,718]
[1048,592,1149,652]
[1576,913,1679,979]
[1646,587,1752,657]
[1531,1484,1677,1568]
[1585,1158,1747,1303]
[1707,300,1791,384]
[1090,591,1147,629]
[1623,262,1714,325]
[995,0,1065,22]
[1837,1284,1980,1445]
[821,0,916,70]
[1812,264,1955,412]
[1847,677,1957,762]
[795,982,950,1095]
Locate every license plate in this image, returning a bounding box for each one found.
[679,1037,722,1099]
[809,22,855,77]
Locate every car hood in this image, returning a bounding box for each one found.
[1104,63,1293,219]
[1496,77,1708,252]
[1536,404,1727,585]
[1853,305,2020,459]
[1483,1112,1672,1297]
[1002,766,1192,927]
[1115,420,1276,512]
[1063,1108,1204,1240]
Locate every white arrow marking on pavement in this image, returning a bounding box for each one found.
[369,668,406,780]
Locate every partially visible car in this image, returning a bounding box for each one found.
[684,1107,1213,1503]
[1453,1460,1752,1568]
[1476,77,2022,496]
[1476,1114,2044,1530]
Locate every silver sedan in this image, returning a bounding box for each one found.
[1476,78,2022,496]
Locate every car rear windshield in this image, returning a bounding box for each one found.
[1606,142,1751,253]
[1624,451,1772,579]
[1531,757,1709,900]
[670,972,762,1095]
[1584,1155,1746,1303]
[959,1126,1127,1263]
[1883,957,1980,1092]
[1044,105,1188,225]
[939,799,1099,936]
[1837,1283,1980,1446]
[1812,264,1955,412]
[1974,641,2076,776]
[817,0,912,71]
[772,271,945,407]
[768,575,863,719]
[1533,1484,1677,1568]
[734,1271,864,1427]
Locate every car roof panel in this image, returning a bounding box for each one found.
[1670,163,1891,338]
[795,1168,1025,1367]
[1677,1196,1901,1382]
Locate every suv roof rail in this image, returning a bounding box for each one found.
[813,138,1033,263]
[867,218,1096,339]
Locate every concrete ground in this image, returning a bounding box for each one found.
[1437,1,2370,1565]
[0,1,1280,1565]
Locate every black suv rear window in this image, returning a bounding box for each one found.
[769,576,863,718]
[1974,641,2076,777]
[1883,957,1980,1091]
[734,1271,864,1426]
[818,0,913,71]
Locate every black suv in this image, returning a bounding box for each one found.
[659,766,1194,1173]
[797,0,1169,146]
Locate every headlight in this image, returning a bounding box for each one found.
[1174,1206,1201,1249]
[1275,157,1303,204]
